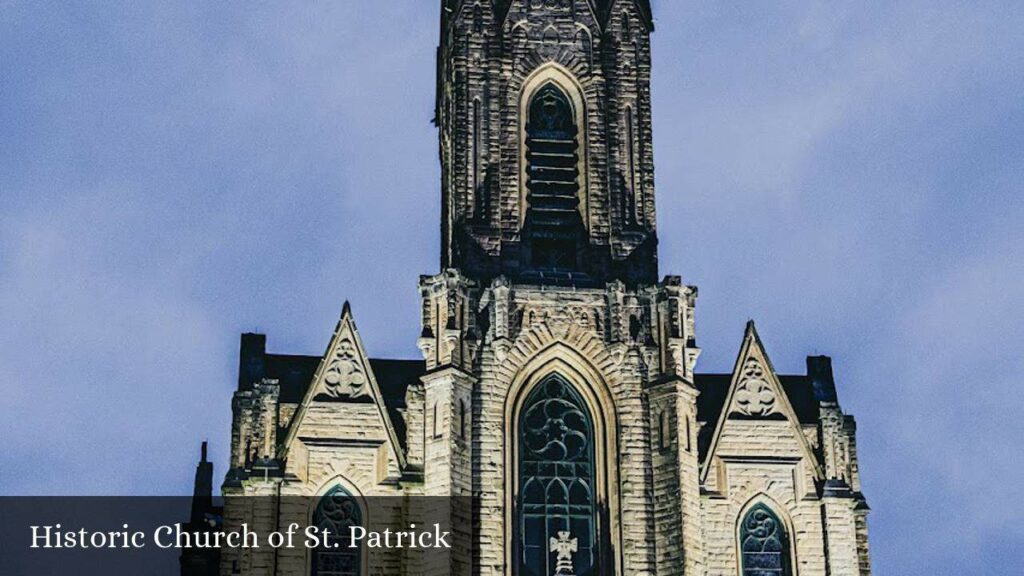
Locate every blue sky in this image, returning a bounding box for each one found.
[1,1,1021,573]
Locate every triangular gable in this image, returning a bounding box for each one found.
[700,321,822,483]
[281,302,407,469]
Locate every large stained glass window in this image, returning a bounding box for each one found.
[517,374,599,576]
[311,485,363,576]
[740,503,792,576]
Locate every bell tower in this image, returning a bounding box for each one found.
[437,0,658,286]
[205,3,873,575]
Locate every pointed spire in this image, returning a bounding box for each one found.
[738,319,778,376]
[341,300,352,319]
[190,441,214,525]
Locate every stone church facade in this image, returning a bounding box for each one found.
[192,2,871,575]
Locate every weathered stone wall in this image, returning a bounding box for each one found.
[408,270,702,575]
[213,2,873,574]
[230,380,280,468]
[219,269,870,576]
[701,463,829,576]
[438,0,657,276]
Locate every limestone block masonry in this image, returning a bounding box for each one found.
[191,2,872,575]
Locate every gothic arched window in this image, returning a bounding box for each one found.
[625,106,636,199]
[575,28,593,68]
[516,374,598,576]
[460,399,469,439]
[311,485,363,576]
[472,98,483,192]
[525,83,582,270]
[740,503,793,576]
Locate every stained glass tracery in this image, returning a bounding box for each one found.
[516,374,599,576]
[740,503,792,576]
[311,485,363,576]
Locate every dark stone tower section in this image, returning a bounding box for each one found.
[437,0,658,286]
[522,83,586,271]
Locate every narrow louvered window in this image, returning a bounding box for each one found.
[625,106,638,224]
[525,84,581,269]
[472,99,482,206]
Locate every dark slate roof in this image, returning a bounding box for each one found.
[695,373,821,462]
[368,359,428,450]
[264,353,426,452]
[260,348,823,464]
[266,354,321,404]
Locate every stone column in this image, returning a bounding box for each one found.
[822,488,861,576]
[647,378,704,575]
[421,367,474,576]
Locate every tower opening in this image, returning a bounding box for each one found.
[524,83,583,272]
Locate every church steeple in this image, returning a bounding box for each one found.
[437,0,659,286]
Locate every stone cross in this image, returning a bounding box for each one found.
[549,530,578,575]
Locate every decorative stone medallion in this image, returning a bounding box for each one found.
[733,359,778,417]
[323,337,368,399]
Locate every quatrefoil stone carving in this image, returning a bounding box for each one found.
[323,338,367,399]
[733,359,778,417]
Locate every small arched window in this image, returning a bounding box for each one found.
[655,411,665,450]
[625,107,637,198]
[542,25,560,48]
[459,399,468,439]
[311,485,363,576]
[575,28,593,68]
[740,503,793,576]
[471,98,484,218]
[684,417,692,453]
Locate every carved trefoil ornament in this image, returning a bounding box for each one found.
[550,530,577,575]
[323,337,368,399]
[733,359,779,417]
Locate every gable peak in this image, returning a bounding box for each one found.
[280,299,408,468]
[738,320,778,376]
[700,321,826,482]
[729,322,783,418]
